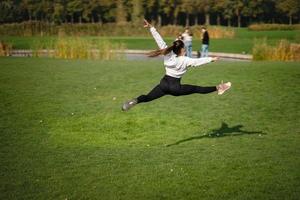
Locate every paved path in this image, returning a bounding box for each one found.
[9,49,252,61]
[124,50,252,61]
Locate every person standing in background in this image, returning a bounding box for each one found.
[175,32,184,41]
[182,27,193,57]
[201,26,209,57]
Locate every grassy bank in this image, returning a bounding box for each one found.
[0,58,299,199]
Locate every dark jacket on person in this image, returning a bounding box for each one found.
[202,31,209,45]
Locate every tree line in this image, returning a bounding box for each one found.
[0,0,299,27]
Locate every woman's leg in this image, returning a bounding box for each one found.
[173,84,217,96]
[137,84,166,103]
[170,81,232,96]
[188,44,193,57]
[201,44,209,57]
[122,85,166,111]
[184,46,189,57]
[204,45,209,57]
[201,45,206,58]
[122,77,168,111]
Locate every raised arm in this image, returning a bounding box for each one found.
[144,19,167,50]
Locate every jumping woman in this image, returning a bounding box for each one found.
[122,19,231,111]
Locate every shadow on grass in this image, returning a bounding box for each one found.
[166,122,266,147]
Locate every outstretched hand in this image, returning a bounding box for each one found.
[211,57,219,62]
[143,19,152,28]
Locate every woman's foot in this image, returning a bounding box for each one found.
[122,98,138,111]
[217,82,231,95]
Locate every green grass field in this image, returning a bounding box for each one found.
[1,28,299,54]
[0,57,300,199]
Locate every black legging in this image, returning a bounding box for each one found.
[137,75,217,103]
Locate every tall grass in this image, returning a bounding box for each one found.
[54,37,125,60]
[249,24,300,31]
[0,21,56,36]
[31,38,55,57]
[0,41,11,56]
[31,37,125,60]
[0,21,235,39]
[253,39,300,61]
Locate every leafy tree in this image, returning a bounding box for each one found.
[144,0,156,22]
[172,0,182,25]
[246,0,266,24]
[52,0,66,24]
[0,0,299,26]
[223,0,234,26]
[232,0,247,27]
[91,0,113,24]
[212,0,226,25]
[40,0,53,22]
[67,0,83,23]
[20,0,36,21]
[0,0,14,23]
[261,0,276,23]
[157,0,169,26]
[181,0,194,26]
[198,0,213,25]
[276,0,300,24]
[115,0,127,24]
[161,0,181,25]
[130,0,143,25]
[82,0,92,22]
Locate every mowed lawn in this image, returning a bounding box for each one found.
[0,57,299,199]
[1,28,299,54]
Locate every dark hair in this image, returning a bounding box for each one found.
[147,40,185,57]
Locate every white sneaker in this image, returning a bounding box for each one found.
[122,98,138,111]
[217,82,231,95]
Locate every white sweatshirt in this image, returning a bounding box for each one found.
[150,27,212,78]
[182,32,192,42]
